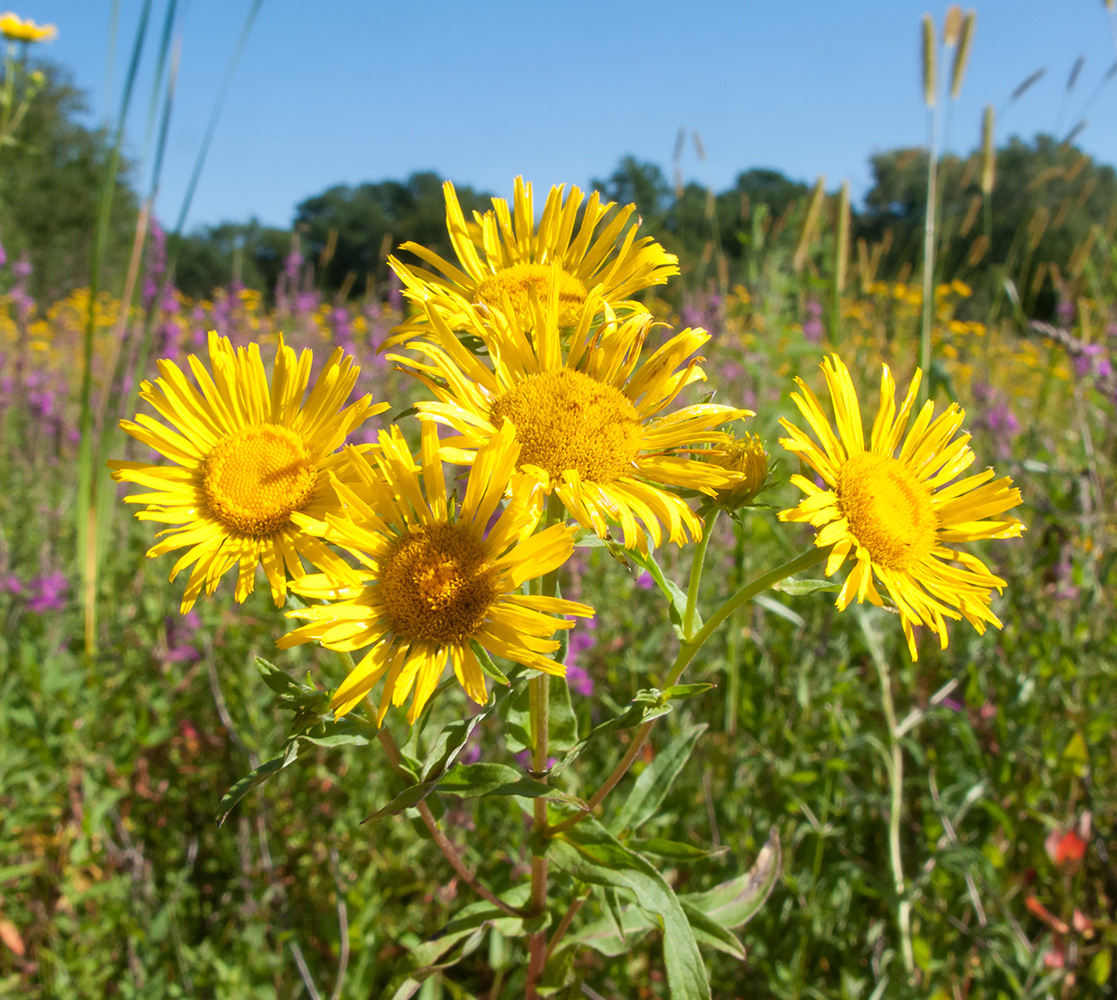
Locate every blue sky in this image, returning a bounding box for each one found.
[21,1,1117,230]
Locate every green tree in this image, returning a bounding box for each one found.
[857,135,1117,315]
[174,219,291,299]
[590,155,672,231]
[0,60,136,302]
[293,171,492,296]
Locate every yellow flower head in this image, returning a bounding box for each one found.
[778,354,1024,657]
[0,12,56,42]
[387,177,678,344]
[278,420,593,724]
[709,432,769,509]
[392,285,751,551]
[110,331,387,612]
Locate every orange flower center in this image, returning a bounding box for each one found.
[837,452,936,571]
[489,368,642,483]
[475,263,587,327]
[202,424,317,537]
[381,522,498,645]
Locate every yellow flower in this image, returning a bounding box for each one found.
[393,288,750,550]
[0,11,56,42]
[709,433,768,509]
[110,331,386,612]
[387,177,678,343]
[278,421,593,724]
[778,354,1024,657]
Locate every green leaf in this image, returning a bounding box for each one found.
[419,713,487,783]
[365,713,491,824]
[548,673,578,754]
[383,889,530,1000]
[629,548,702,637]
[364,780,438,824]
[550,691,673,774]
[771,577,842,596]
[255,656,306,697]
[216,743,299,825]
[752,593,805,626]
[438,763,551,799]
[614,724,708,834]
[631,838,723,862]
[602,886,628,944]
[549,820,710,1000]
[679,904,747,961]
[565,907,656,957]
[471,641,509,685]
[295,731,371,750]
[661,683,716,701]
[680,827,781,928]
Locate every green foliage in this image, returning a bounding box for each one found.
[174,220,291,300]
[293,171,494,295]
[860,135,1117,316]
[0,61,137,301]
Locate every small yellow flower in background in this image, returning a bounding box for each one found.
[0,11,56,42]
[278,421,593,724]
[387,177,678,343]
[709,433,769,509]
[110,331,387,612]
[392,287,751,551]
[779,354,1024,658]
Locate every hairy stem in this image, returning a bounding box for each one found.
[376,727,526,919]
[525,495,565,997]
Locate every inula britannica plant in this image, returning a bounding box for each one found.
[112,178,1024,998]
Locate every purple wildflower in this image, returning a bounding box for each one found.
[567,663,594,697]
[803,298,824,342]
[27,572,68,612]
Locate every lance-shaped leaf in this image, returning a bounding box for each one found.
[771,577,843,596]
[365,712,489,824]
[549,820,711,1000]
[550,689,673,774]
[384,888,530,1000]
[216,741,299,825]
[614,724,707,834]
[680,827,781,928]
[629,546,703,639]
[437,763,551,799]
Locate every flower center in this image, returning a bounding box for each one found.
[489,369,643,483]
[475,263,587,327]
[380,522,498,645]
[837,452,937,571]
[202,423,317,537]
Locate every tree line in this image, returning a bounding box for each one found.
[4,61,1115,319]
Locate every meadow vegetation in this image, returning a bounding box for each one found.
[1,8,1116,1000]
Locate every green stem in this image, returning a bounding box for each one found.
[920,105,939,405]
[550,546,829,835]
[374,723,526,920]
[683,508,718,639]
[872,651,914,977]
[330,646,526,919]
[725,524,746,735]
[525,495,565,997]
[685,546,827,660]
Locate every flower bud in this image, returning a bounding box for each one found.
[709,433,768,509]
